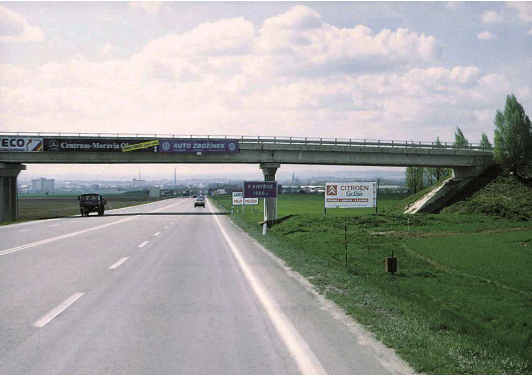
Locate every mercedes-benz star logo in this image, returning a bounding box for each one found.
[49,140,59,150]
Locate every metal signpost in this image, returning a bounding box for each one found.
[243,181,277,235]
[232,191,259,216]
[231,192,259,206]
[324,181,379,269]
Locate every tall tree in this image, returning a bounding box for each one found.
[454,127,469,147]
[428,137,453,182]
[494,94,532,176]
[405,166,425,193]
[480,132,492,148]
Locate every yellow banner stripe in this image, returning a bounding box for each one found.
[121,140,159,152]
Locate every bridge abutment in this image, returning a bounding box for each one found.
[0,163,26,223]
[260,163,280,227]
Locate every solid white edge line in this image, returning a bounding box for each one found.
[208,201,328,375]
[0,199,188,257]
[109,257,130,269]
[138,241,149,248]
[154,232,161,236]
[33,292,84,328]
[164,226,169,230]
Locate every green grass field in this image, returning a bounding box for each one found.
[226,192,410,218]
[213,193,532,374]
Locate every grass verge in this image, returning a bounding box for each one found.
[212,194,532,374]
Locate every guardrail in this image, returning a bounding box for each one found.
[0,131,493,152]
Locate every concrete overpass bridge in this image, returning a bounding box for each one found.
[0,132,494,223]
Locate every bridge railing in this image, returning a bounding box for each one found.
[0,131,493,152]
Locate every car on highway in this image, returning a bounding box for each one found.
[194,196,205,208]
[78,193,107,216]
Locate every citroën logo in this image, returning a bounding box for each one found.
[327,185,337,196]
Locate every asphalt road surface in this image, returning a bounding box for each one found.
[0,198,413,375]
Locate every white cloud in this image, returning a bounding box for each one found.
[141,17,256,58]
[477,31,497,40]
[254,6,440,75]
[99,42,117,56]
[129,1,162,15]
[0,6,524,147]
[507,2,532,22]
[482,10,504,24]
[0,5,44,42]
[446,2,461,11]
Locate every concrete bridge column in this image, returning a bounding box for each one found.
[260,163,280,227]
[0,163,26,223]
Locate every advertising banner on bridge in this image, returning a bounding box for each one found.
[158,139,239,153]
[243,181,277,198]
[43,138,157,152]
[0,137,43,152]
[325,182,376,208]
[232,192,259,205]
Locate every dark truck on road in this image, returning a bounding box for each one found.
[78,193,107,216]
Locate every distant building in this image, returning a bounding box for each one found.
[31,178,55,193]
[132,179,146,188]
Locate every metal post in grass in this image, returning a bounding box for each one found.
[375,179,380,215]
[344,218,348,267]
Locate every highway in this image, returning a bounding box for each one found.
[0,198,412,374]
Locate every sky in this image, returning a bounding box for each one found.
[1,1,532,181]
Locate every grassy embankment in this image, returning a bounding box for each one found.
[212,188,532,374]
[1,191,160,225]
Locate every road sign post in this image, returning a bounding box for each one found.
[243,181,277,230]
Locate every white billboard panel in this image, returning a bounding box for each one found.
[232,192,259,206]
[149,186,161,198]
[325,182,376,208]
[0,137,43,152]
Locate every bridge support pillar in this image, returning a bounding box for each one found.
[452,167,479,179]
[260,163,280,227]
[0,163,26,223]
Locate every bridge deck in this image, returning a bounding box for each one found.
[0,133,493,168]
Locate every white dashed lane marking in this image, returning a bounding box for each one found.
[109,257,129,269]
[33,293,84,328]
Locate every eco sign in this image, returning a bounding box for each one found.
[232,192,259,206]
[0,137,43,152]
[325,182,376,208]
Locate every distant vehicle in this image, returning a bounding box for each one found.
[78,193,107,216]
[192,195,197,198]
[194,196,205,208]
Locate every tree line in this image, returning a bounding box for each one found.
[405,94,532,193]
